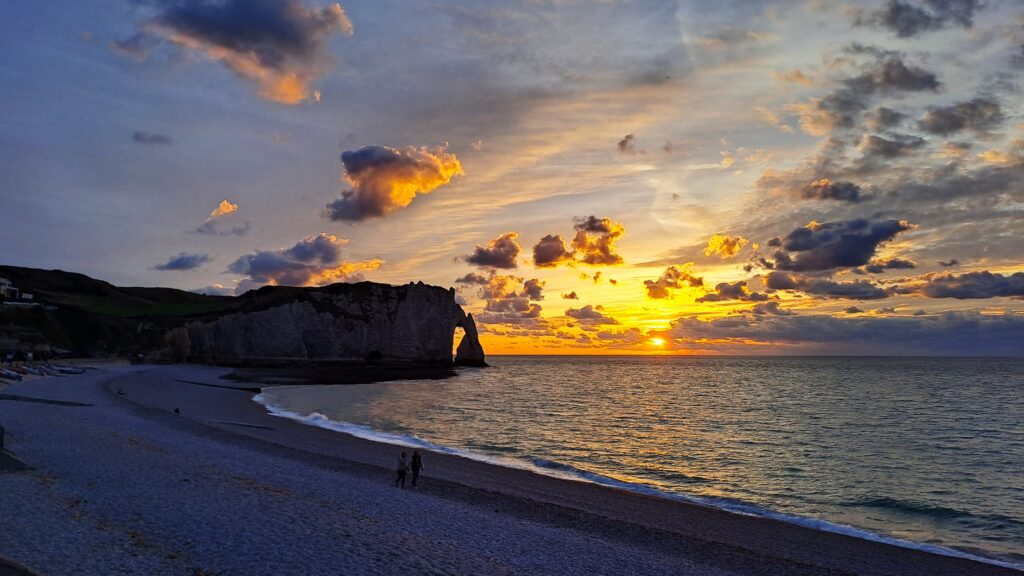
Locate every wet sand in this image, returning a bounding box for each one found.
[0,365,1017,575]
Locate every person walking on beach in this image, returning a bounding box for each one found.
[411,450,423,488]
[395,452,409,488]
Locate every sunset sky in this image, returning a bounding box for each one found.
[2,0,1023,355]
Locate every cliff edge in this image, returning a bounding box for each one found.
[186,282,486,368]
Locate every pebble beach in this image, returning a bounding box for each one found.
[0,365,1018,576]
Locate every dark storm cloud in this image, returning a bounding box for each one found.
[644,265,704,299]
[132,131,173,146]
[918,98,1004,135]
[856,0,984,38]
[465,232,521,269]
[154,252,211,271]
[324,145,463,222]
[133,0,354,104]
[764,271,888,300]
[668,311,1024,356]
[859,134,926,158]
[532,234,574,268]
[900,271,1024,299]
[800,179,862,202]
[765,218,914,272]
[695,280,769,303]
[565,305,620,325]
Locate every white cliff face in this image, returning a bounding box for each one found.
[186,282,484,367]
[454,313,487,367]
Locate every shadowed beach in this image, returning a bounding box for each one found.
[0,365,1018,576]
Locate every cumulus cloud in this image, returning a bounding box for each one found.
[866,106,906,130]
[765,271,888,300]
[977,140,1024,166]
[522,278,544,301]
[194,199,249,236]
[644,265,704,299]
[562,291,579,300]
[918,98,1003,135]
[856,0,984,38]
[855,258,916,274]
[154,252,211,271]
[464,232,521,269]
[859,134,926,158]
[800,178,862,202]
[571,215,626,266]
[533,216,626,268]
[792,52,940,134]
[462,272,546,326]
[210,199,238,218]
[764,218,914,272]
[532,234,574,268]
[617,134,638,154]
[668,311,1024,356]
[696,280,769,303]
[129,0,353,105]
[565,305,620,325]
[454,272,489,285]
[704,234,749,259]
[132,131,173,146]
[192,283,235,296]
[752,301,793,316]
[898,271,1024,299]
[324,145,463,222]
[227,233,381,292]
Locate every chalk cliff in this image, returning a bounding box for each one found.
[186,281,485,367]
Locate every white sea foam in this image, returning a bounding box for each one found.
[252,391,1023,572]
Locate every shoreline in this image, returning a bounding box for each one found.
[251,390,1023,572]
[119,365,1020,575]
[1,364,1020,575]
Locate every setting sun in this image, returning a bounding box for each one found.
[649,338,666,347]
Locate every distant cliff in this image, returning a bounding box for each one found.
[0,266,485,367]
[186,282,485,367]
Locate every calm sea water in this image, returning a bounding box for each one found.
[255,356,1024,566]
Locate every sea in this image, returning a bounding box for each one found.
[253,356,1024,568]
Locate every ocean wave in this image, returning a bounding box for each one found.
[842,496,973,519]
[252,392,1024,572]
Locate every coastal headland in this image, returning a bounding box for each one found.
[0,365,1017,576]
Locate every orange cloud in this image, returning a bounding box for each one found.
[705,234,749,259]
[144,1,353,105]
[325,145,463,221]
[210,199,238,218]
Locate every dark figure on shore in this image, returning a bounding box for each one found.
[411,451,423,488]
[395,452,409,488]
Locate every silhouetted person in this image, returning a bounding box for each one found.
[411,451,423,488]
[395,452,408,488]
